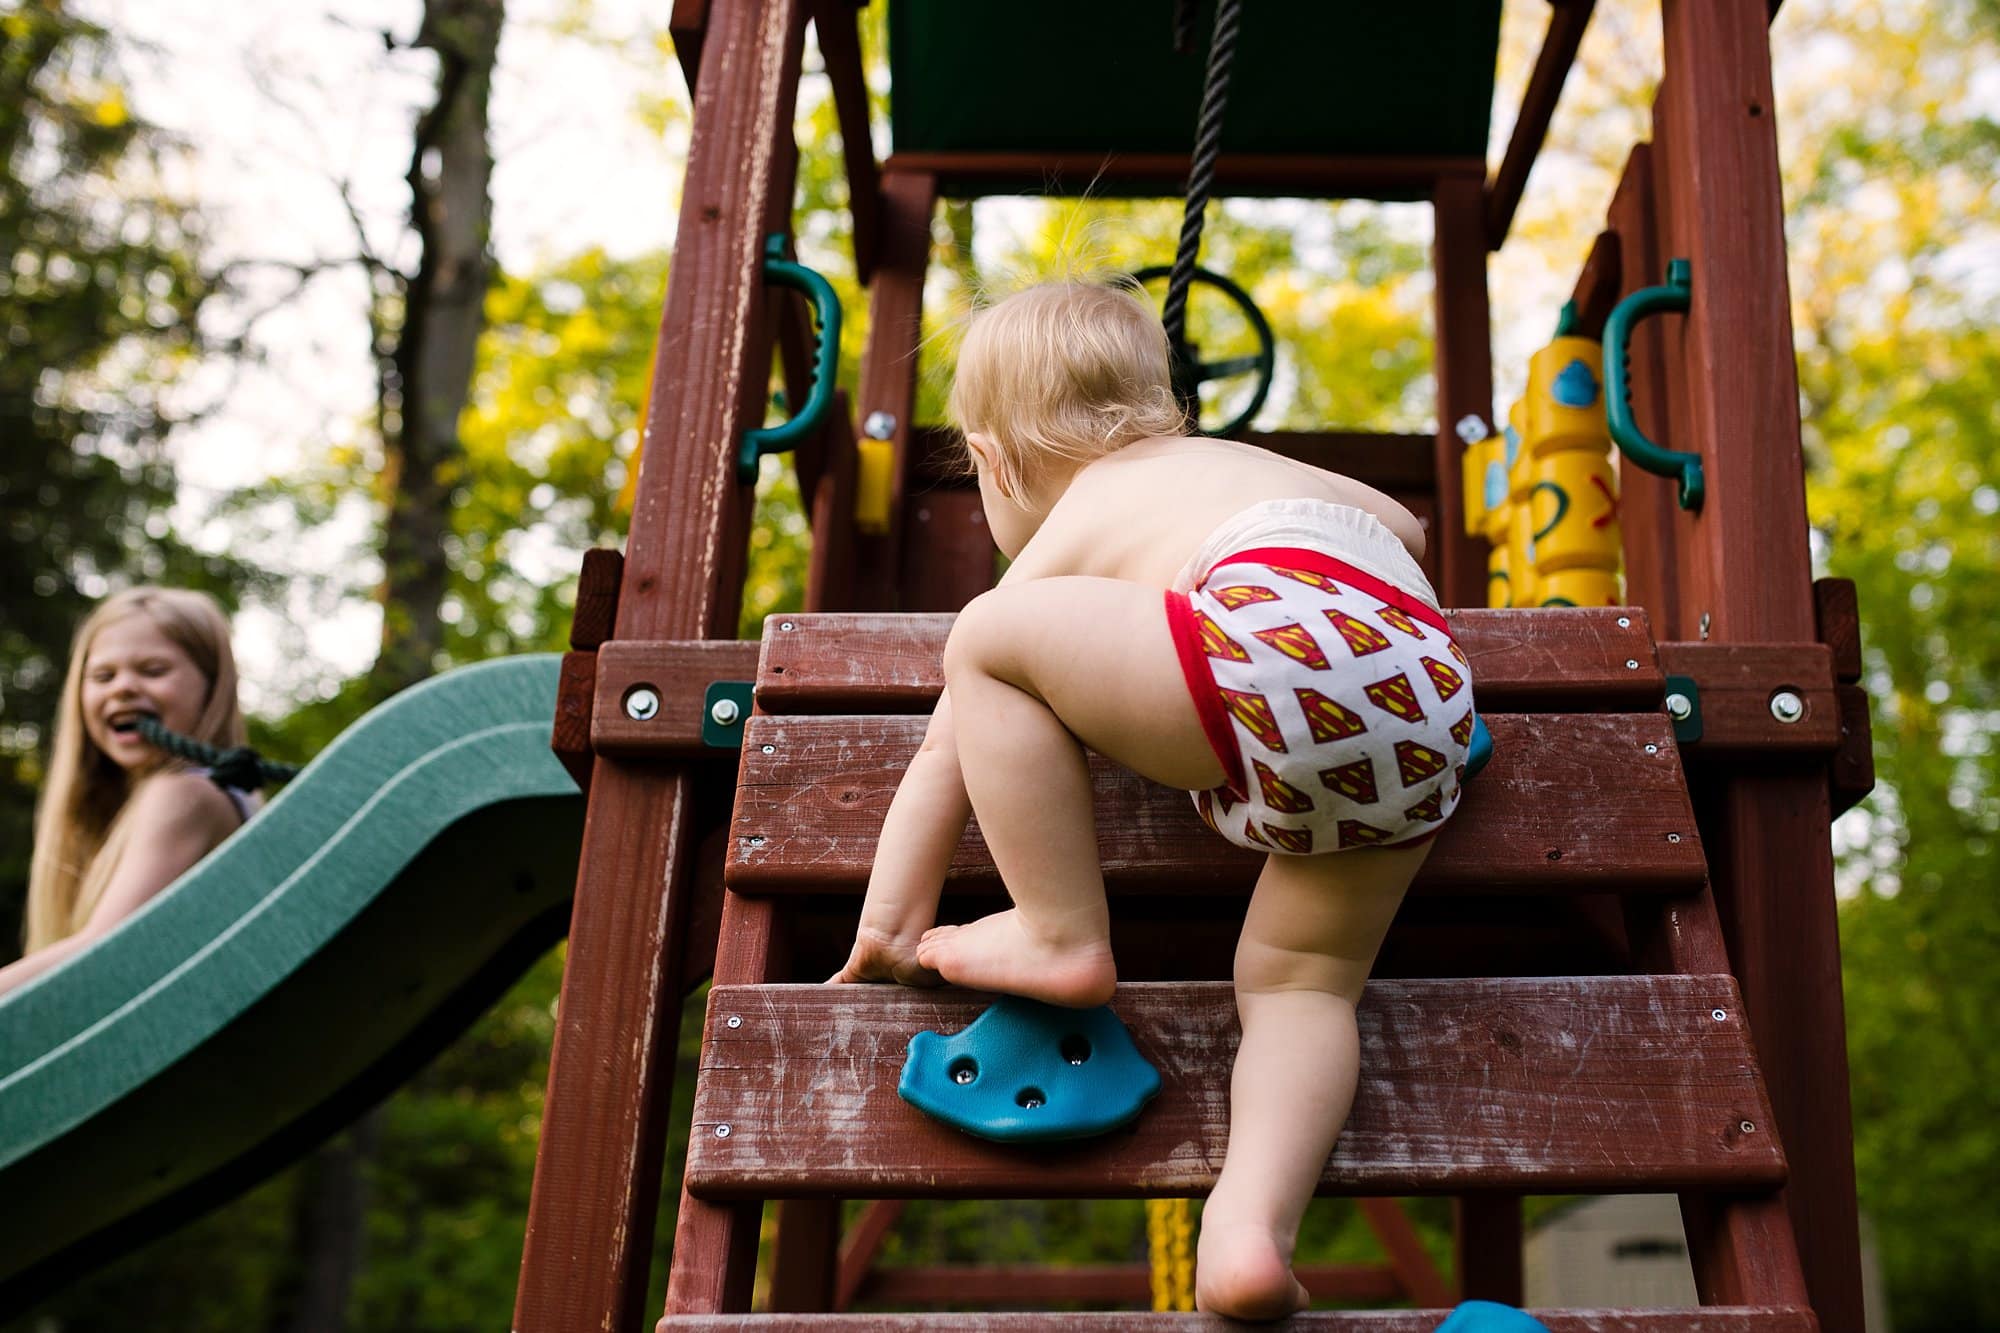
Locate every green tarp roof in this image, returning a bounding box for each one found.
[888,1,1504,161]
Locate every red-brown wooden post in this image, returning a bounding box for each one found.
[1431,170,1495,610]
[513,2,809,1328]
[850,168,937,610]
[1648,3,1863,1327]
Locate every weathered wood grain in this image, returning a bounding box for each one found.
[1432,172,1494,608]
[752,609,1664,714]
[1812,578,1861,683]
[590,639,762,756]
[685,979,1783,1199]
[1568,230,1623,340]
[727,713,1707,894]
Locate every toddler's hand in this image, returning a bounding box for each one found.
[828,926,943,988]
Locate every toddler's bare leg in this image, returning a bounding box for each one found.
[915,578,1226,1008]
[1196,841,1431,1319]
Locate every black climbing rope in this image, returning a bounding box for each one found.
[1161,0,1244,421]
[135,715,299,790]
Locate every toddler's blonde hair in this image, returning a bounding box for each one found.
[947,281,1185,498]
[25,587,245,953]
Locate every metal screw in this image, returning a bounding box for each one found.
[1666,692,1694,723]
[1617,616,1631,629]
[710,697,742,727]
[1625,659,1640,670]
[761,743,776,755]
[1699,611,1713,641]
[726,1015,742,1029]
[1740,1120,1756,1134]
[1644,743,1659,755]
[953,1066,977,1085]
[864,411,897,440]
[1770,690,1805,724]
[779,620,796,632]
[623,686,660,721]
[713,1124,732,1139]
[1712,1009,1728,1021]
[1668,833,1682,844]
[748,836,765,847]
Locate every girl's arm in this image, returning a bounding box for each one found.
[0,774,240,995]
[829,688,971,985]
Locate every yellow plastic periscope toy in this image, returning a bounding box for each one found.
[1463,317,1624,608]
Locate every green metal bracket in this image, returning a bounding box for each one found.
[738,234,843,485]
[702,681,755,749]
[1603,258,1705,511]
[1664,675,1702,745]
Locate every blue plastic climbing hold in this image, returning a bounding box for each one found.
[1465,713,1495,782]
[899,997,1161,1143]
[1434,1300,1553,1332]
[1553,356,1601,408]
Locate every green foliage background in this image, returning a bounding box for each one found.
[2,0,1996,1328]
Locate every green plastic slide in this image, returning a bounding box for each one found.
[0,655,583,1307]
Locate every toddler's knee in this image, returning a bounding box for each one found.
[1233,937,1369,1007]
[942,588,1010,683]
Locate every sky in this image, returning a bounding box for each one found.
[71,0,1786,716]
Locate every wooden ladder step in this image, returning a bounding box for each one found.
[728,713,1705,894]
[662,1308,1817,1330]
[685,979,1783,1200]
[753,609,1665,714]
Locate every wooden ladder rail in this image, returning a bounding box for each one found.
[512,0,812,1329]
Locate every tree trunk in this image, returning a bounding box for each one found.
[369,0,504,698]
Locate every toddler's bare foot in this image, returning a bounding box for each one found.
[915,909,1116,1008]
[1195,1215,1311,1321]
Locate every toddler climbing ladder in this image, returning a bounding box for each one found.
[650,607,1816,1329]
[514,2,1869,1330]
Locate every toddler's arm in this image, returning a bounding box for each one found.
[829,688,971,985]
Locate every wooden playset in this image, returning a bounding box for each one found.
[0,2,1877,1329]
[522,2,1874,1329]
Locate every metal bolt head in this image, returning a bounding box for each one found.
[1666,692,1694,722]
[623,686,660,721]
[761,743,776,755]
[713,1123,732,1139]
[1645,743,1659,755]
[1740,1120,1756,1134]
[710,697,742,727]
[779,620,796,632]
[1668,832,1683,844]
[726,1014,743,1029]
[1625,659,1640,670]
[863,411,897,440]
[1712,1008,1728,1021]
[1617,616,1631,629]
[1770,690,1805,724]
[953,1066,977,1085]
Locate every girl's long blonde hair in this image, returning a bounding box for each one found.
[24,587,245,952]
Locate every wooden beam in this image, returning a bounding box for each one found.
[1485,0,1597,249]
[1431,175,1495,607]
[685,978,1785,1199]
[727,712,1707,896]
[1566,231,1623,340]
[512,1,809,1328]
[661,1312,1819,1331]
[748,609,1664,715]
[670,0,708,94]
[811,0,880,283]
[883,152,1484,200]
[847,1261,1405,1307]
[1652,3,1863,1324]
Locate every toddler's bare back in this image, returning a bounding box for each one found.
[1020,436,1425,588]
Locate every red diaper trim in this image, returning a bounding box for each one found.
[1163,588,1248,799]
[1205,545,1452,635]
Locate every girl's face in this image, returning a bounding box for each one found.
[79,616,211,773]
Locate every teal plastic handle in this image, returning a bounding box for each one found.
[738,234,842,484]
[1603,258,1705,511]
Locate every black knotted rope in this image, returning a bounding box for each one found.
[1160,0,1243,416]
[135,715,299,790]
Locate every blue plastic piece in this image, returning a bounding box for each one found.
[1552,356,1600,407]
[1435,1300,1553,1332]
[1466,713,1495,782]
[899,997,1161,1143]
